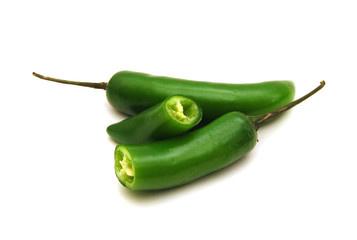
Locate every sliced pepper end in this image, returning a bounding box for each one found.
[165,95,202,125]
[115,146,135,188]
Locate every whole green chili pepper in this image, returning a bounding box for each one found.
[114,81,325,190]
[107,95,202,144]
[32,71,295,121]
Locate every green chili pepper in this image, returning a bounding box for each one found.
[107,95,202,144]
[32,71,295,121]
[114,81,325,190]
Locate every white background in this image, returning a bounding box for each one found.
[1,1,356,239]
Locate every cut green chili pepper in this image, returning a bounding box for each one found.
[107,95,202,144]
[32,71,295,121]
[114,81,325,190]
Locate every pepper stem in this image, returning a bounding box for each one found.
[32,72,107,90]
[251,80,326,129]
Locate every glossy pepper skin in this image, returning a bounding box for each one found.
[106,71,295,121]
[114,112,257,190]
[114,81,326,190]
[107,95,202,144]
[32,71,295,121]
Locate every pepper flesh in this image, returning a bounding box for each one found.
[115,147,135,188]
[106,71,295,121]
[107,95,202,144]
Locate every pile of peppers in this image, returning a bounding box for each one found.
[33,71,325,191]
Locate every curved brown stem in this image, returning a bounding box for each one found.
[252,80,326,129]
[32,72,107,90]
